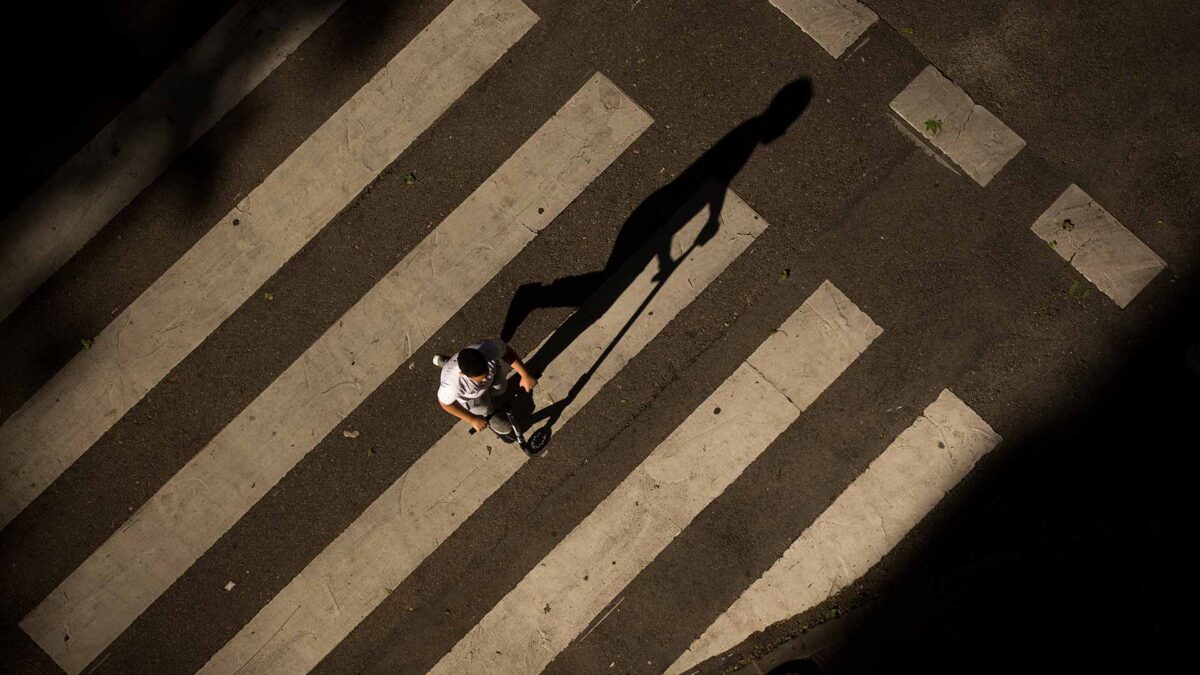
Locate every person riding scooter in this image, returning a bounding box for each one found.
[433,339,537,439]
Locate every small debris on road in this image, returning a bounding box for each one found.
[343,430,360,439]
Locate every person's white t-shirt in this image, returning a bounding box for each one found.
[437,339,507,407]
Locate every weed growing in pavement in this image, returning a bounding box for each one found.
[923,118,943,135]
[1061,218,1075,231]
[1068,281,1091,301]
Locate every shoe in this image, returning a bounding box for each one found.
[432,354,449,368]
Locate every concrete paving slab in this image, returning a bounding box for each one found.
[890,65,1025,186]
[769,0,878,58]
[1031,184,1167,308]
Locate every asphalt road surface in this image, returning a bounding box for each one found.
[1,1,1196,674]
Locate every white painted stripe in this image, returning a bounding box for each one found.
[665,390,1001,675]
[20,70,648,675]
[1031,184,1167,308]
[200,187,764,675]
[0,0,537,530]
[429,281,882,675]
[0,0,347,320]
[769,0,878,58]
[889,65,1025,186]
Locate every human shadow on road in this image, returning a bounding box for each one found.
[503,78,813,436]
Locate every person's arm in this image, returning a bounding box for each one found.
[697,187,725,245]
[439,399,488,432]
[503,345,538,393]
[654,190,725,283]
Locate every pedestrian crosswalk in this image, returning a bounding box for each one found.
[428,280,882,674]
[665,389,1002,675]
[200,182,764,675]
[0,0,537,531]
[2,1,1180,674]
[21,65,645,674]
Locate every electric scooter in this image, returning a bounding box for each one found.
[467,395,549,457]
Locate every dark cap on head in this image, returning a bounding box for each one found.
[457,348,488,377]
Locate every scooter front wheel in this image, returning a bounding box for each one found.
[527,427,551,452]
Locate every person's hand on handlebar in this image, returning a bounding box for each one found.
[503,345,537,394]
[469,415,489,433]
[519,373,538,393]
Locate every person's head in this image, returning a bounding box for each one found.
[456,348,490,382]
[757,78,813,144]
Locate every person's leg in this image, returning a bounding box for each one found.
[467,397,512,436]
[490,365,510,398]
[487,413,513,436]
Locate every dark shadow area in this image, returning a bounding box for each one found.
[0,0,239,219]
[769,659,822,675]
[0,0,423,417]
[0,0,404,225]
[502,78,813,436]
[761,276,1199,674]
